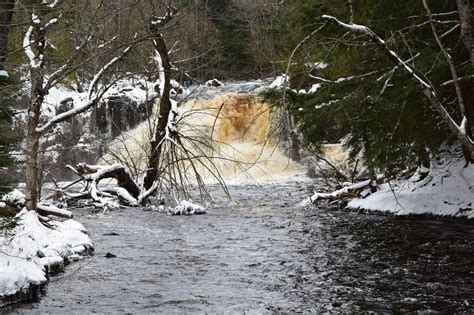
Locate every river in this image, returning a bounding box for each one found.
[8,181,474,313]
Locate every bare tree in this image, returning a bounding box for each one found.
[20,0,134,211]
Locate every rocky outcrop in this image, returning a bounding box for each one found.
[91,96,154,139]
[6,84,157,182]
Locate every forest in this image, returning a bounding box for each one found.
[0,0,473,312]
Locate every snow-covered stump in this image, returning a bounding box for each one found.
[2,189,73,219]
[0,210,93,306]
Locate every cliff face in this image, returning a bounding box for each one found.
[91,96,154,139]
[52,94,155,180]
[4,79,158,183]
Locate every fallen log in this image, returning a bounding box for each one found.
[75,163,140,199]
[37,204,73,219]
[310,176,384,204]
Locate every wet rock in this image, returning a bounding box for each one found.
[103,232,120,236]
[105,252,117,258]
[91,96,154,139]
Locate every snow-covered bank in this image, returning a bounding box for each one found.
[0,210,93,306]
[347,155,474,219]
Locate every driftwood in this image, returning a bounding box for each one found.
[73,163,140,198]
[37,204,73,218]
[310,176,384,204]
[66,163,157,207]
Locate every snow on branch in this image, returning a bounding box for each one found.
[23,20,43,69]
[23,25,35,63]
[43,0,60,8]
[43,16,60,30]
[309,70,379,84]
[157,99,179,148]
[87,46,131,100]
[150,5,178,26]
[36,46,131,134]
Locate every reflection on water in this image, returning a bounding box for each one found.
[10,182,474,313]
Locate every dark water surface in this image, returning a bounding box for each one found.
[9,182,474,313]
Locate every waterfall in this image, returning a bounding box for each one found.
[103,93,306,184]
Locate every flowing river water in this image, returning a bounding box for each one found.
[7,84,474,313]
[9,181,474,314]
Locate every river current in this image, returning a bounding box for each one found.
[9,181,474,313]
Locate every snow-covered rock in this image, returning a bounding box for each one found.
[169,200,206,215]
[205,78,224,87]
[269,74,288,89]
[0,70,9,78]
[2,189,26,208]
[0,210,93,302]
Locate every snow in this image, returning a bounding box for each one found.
[3,189,26,208]
[306,61,328,70]
[154,46,166,98]
[308,83,321,93]
[37,204,73,218]
[205,78,224,87]
[170,200,206,215]
[23,26,37,68]
[269,75,288,89]
[0,210,93,299]
[42,0,59,8]
[322,15,369,33]
[347,153,474,218]
[0,70,8,78]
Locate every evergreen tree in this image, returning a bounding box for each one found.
[265,0,473,175]
[204,0,255,78]
[0,70,17,194]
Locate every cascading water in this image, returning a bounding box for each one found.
[103,92,306,184]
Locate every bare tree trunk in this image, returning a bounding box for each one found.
[25,20,46,211]
[0,0,14,63]
[25,82,44,211]
[143,37,172,190]
[143,8,176,191]
[456,0,474,67]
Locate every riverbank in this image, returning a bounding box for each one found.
[0,210,93,306]
[348,152,473,219]
[8,182,474,313]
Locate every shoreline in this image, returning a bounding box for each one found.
[0,210,94,307]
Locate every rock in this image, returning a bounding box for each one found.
[103,232,120,236]
[105,252,117,258]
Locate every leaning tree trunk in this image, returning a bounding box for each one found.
[0,0,14,64]
[143,9,175,191]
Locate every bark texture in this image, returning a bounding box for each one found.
[25,25,46,211]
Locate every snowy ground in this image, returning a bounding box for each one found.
[347,153,474,219]
[0,210,93,303]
